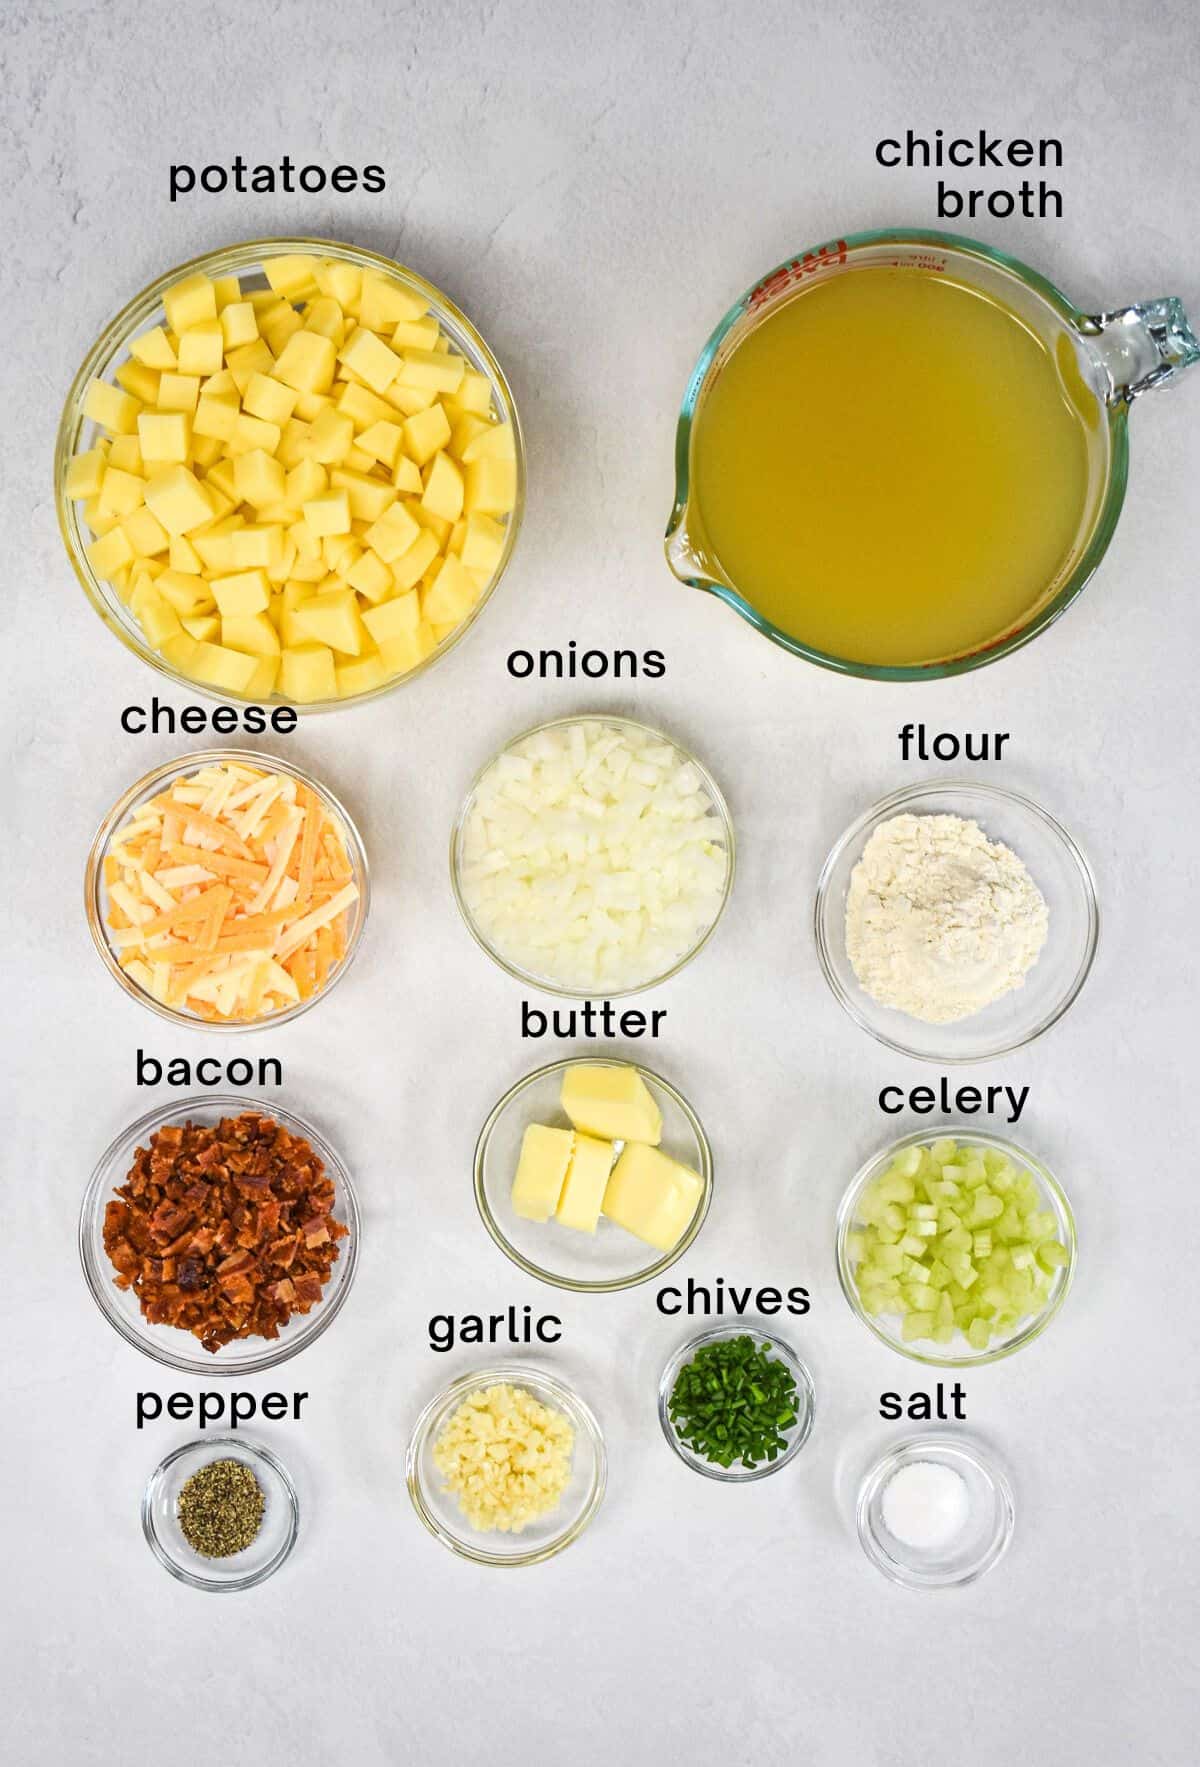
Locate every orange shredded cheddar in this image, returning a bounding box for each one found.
[101,762,361,1023]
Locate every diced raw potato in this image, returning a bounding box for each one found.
[71,252,515,701]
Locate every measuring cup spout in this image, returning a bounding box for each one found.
[1082,297,1200,401]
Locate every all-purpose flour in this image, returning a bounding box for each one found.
[845,813,1048,1024]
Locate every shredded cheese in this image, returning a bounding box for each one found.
[101,761,360,1023]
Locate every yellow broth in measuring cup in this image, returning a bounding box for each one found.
[666,233,1199,679]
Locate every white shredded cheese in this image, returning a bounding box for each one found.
[458,721,730,991]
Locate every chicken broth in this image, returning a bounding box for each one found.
[690,266,1098,668]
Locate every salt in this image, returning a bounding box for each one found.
[881,1460,970,1552]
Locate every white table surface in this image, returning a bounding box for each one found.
[5,1,1199,1761]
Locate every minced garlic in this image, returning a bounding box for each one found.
[433,1383,574,1533]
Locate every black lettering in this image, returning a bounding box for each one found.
[644,649,666,679]
[1007,139,1034,167]
[429,1314,454,1352]
[136,1393,162,1428]
[956,1085,981,1113]
[136,1049,161,1087]
[169,165,195,202]
[879,1085,904,1113]
[229,1393,256,1429]
[293,1393,308,1419]
[200,165,227,194]
[231,155,248,190]
[1036,181,1062,218]
[331,165,358,193]
[687,1279,712,1313]
[211,705,237,734]
[275,707,298,733]
[251,164,275,194]
[536,1316,562,1342]
[936,179,962,218]
[786,1286,811,1315]
[988,189,1016,217]
[657,1286,682,1314]
[756,1286,782,1315]
[121,706,146,733]
[521,1002,547,1038]
[977,131,1003,167]
[908,1392,932,1420]
[299,165,326,193]
[947,138,973,167]
[507,649,535,677]
[180,705,205,733]
[243,705,266,733]
[911,1086,935,1113]
[581,650,608,678]
[611,649,637,677]
[260,1393,287,1420]
[876,138,902,167]
[879,1392,903,1420]
[905,129,930,166]
[199,1392,226,1427]
[461,1317,483,1345]
[363,165,387,193]
[280,153,295,191]
[167,1393,193,1421]
[197,1057,223,1086]
[1039,138,1064,167]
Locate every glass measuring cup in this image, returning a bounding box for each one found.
[665,229,1199,680]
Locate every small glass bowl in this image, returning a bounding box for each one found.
[406,1365,606,1566]
[857,1433,1015,1589]
[450,714,735,998]
[54,236,525,712]
[475,1057,713,1292]
[142,1435,300,1592]
[814,780,1099,1062]
[658,1325,816,1483]
[836,1127,1076,1368]
[80,1093,360,1376]
[84,748,370,1033]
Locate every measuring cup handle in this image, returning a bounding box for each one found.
[1082,297,1200,401]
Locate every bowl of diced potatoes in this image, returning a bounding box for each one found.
[55,238,525,710]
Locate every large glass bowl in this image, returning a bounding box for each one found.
[836,1128,1076,1368]
[54,236,525,711]
[450,713,735,998]
[815,780,1099,1062]
[142,1435,300,1592]
[80,1094,360,1375]
[406,1365,606,1567]
[84,748,370,1033]
[474,1056,713,1291]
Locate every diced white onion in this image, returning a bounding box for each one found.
[459,721,730,991]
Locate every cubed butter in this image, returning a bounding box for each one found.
[511,1124,575,1223]
[555,1133,616,1234]
[601,1144,704,1253]
[560,1065,662,1145]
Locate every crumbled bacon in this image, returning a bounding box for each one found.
[103,1112,348,1353]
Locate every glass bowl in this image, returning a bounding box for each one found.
[657,1325,816,1483]
[474,1057,713,1291]
[450,714,735,998]
[836,1127,1076,1368]
[84,747,370,1033]
[814,780,1099,1062]
[857,1433,1015,1589]
[142,1435,300,1591]
[80,1093,360,1375]
[54,236,525,712]
[406,1364,606,1566]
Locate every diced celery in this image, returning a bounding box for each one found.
[901,1311,936,1341]
[1037,1240,1069,1271]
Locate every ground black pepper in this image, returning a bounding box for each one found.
[177,1457,265,1557]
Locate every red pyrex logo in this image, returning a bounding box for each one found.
[749,241,848,307]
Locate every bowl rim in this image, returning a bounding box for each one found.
[405,1362,607,1566]
[855,1431,1015,1589]
[449,711,736,999]
[835,1125,1077,1368]
[657,1322,816,1482]
[83,746,371,1033]
[54,234,526,714]
[80,1092,361,1375]
[473,1055,714,1292]
[141,1433,300,1592]
[813,777,1100,1063]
